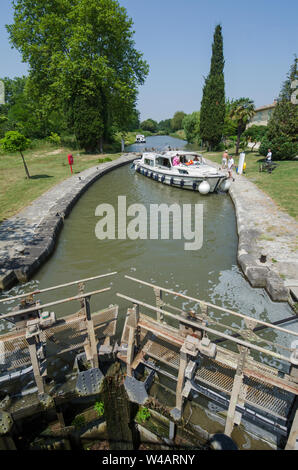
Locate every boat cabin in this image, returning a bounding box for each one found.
[142,151,205,170]
[135,134,146,143]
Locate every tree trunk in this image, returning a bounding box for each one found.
[121,137,125,152]
[20,151,30,179]
[236,126,241,156]
[99,136,103,154]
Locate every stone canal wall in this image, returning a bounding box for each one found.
[0,153,136,290]
[1,152,297,305]
[206,158,298,304]
[228,174,298,303]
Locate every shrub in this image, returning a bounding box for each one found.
[136,407,151,423]
[94,401,104,417]
[259,135,298,160]
[214,142,225,151]
[47,132,61,145]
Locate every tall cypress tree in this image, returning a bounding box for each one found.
[200,25,225,149]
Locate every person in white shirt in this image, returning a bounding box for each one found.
[228,156,235,180]
[266,149,272,162]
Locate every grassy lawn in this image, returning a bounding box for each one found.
[1,140,297,224]
[204,149,298,220]
[0,141,122,223]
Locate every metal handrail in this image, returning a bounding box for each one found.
[117,292,293,364]
[0,288,111,320]
[125,275,298,338]
[0,272,117,304]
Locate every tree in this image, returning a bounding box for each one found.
[242,125,267,151]
[158,119,172,134]
[0,76,66,139]
[140,119,158,132]
[222,99,238,140]
[182,112,200,143]
[126,109,140,132]
[7,0,149,152]
[199,25,225,149]
[171,111,186,132]
[279,55,298,101]
[0,131,31,178]
[259,58,298,160]
[230,98,255,155]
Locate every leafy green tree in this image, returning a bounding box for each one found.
[7,0,149,152]
[158,119,172,134]
[259,58,298,160]
[126,109,140,132]
[259,134,298,160]
[279,55,298,101]
[0,76,67,139]
[243,125,267,151]
[0,131,31,178]
[222,100,238,139]
[182,112,200,143]
[200,25,225,149]
[140,119,158,132]
[230,98,255,155]
[171,111,186,132]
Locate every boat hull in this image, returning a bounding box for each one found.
[133,161,229,193]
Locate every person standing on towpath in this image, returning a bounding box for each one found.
[222,149,228,169]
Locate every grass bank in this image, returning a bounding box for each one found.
[0,141,122,223]
[203,149,298,220]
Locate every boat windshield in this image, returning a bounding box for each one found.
[171,153,202,166]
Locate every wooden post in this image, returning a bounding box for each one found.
[133,303,140,348]
[27,336,45,395]
[285,406,298,450]
[176,349,187,412]
[126,327,135,377]
[55,404,65,429]
[224,346,248,436]
[154,288,164,323]
[126,305,139,376]
[83,296,99,369]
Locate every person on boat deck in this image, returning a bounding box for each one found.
[172,155,180,166]
[222,149,228,169]
[193,155,199,161]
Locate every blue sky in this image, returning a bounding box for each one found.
[1,0,297,121]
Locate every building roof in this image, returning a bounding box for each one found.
[254,102,277,112]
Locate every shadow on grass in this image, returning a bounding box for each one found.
[30,174,54,179]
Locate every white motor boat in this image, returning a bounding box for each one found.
[132,150,231,194]
[135,134,146,143]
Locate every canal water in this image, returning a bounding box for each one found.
[1,139,296,364]
[1,135,297,449]
[125,134,193,152]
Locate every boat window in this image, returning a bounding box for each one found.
[144,158,154,166]
[156,156,171,168]
[178,169,189,175]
